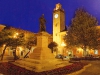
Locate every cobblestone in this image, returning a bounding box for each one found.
[70,61,100,75]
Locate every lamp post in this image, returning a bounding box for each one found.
[13,33,19,38]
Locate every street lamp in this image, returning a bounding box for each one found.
[61,42,66,57]
[13,33,19,38]
[61,42,66,47]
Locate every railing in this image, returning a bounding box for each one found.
[70,56,100,62]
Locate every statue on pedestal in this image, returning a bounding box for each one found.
[39,14,46,32]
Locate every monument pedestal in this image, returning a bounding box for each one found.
[29,31,55,60]
[15,57,69,72]
[29,47,55,60]
[28,32,57,71]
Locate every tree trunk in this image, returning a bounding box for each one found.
[13,47,18,60]
[83,46,87,57]
[1,45,7,60]
[24,50,30,58]
[52,49,53,53]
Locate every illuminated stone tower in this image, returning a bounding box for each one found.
[53,3,66,54]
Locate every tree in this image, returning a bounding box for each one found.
[11,33,25,60]
[0,27,25,60]
[48,42,58,53]
[0,28,14,60]
[66,8,99,56]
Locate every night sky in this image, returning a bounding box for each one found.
[0,0,100,34]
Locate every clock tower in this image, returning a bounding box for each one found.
[53,3,66,54]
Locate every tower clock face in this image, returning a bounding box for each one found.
[54,14,58,18]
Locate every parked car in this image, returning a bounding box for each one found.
[63,56,70,60]
[55,54,69,60]
[55,54,63,59]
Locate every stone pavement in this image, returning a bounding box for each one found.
[69,61,100,75]
[13,58,71,72]
[1,60,100,75]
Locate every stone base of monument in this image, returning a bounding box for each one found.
[14,58,70,72]
[0,56,14,60]
[13,32,70,72]
[29,47,55,60]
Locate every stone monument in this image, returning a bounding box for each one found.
[29,14,54,60]
[15,14,69,72]
[39,14,46,32]
[28,14,58,71]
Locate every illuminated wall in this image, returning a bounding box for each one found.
[53,3,67,54]
[0,24,6,31]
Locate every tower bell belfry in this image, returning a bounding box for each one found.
[53,3,67,54]
[53,3,65,33]
[55,3,62,10]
